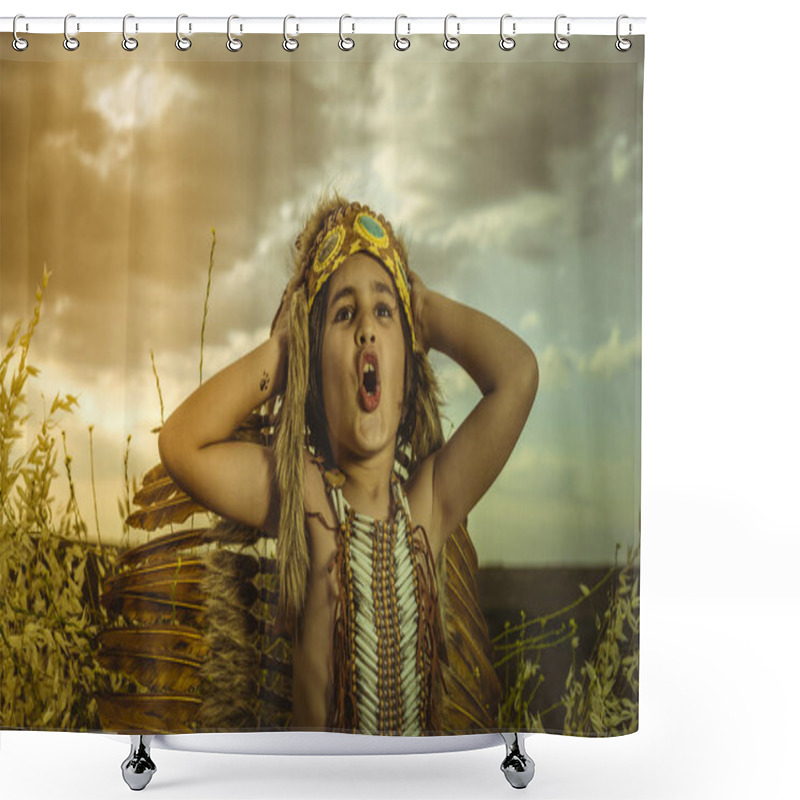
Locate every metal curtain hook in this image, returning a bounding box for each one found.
[63,13,80,51]
[394,14,410,51]
[227,15,243,51]
[12,14,29,51]
[616,15,632,51]
[499,14,516,51]
[553,14,570,51]
[444,14,460,51]
[122,14,138,51]
[176,14,192,51]
[339,14,355,50]
[283,15,299,51]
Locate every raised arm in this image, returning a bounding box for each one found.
[411,271,539,551]
[158,323,288,530]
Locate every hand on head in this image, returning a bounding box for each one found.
[271,279,301,349]
[408,269,429,354]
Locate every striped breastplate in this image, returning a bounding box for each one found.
[329,475,423,735]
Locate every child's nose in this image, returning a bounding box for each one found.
[356,316,376,345]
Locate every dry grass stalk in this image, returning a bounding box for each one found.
[0,268,135,730]
[494,545,640,736]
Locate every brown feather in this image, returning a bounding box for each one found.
[443,615,499,683]
[444,560,491,650]
[440,675,498,731]
[442,628,500,702]
[137,462,169,490]
[117,528,210,567]
[96,693,202,734]
[131,465,180,506]
[108,592,206,628]
[449,523,479,585]
[106,558,205,588]
[126,495,208,532]
[438,523,502,732]
[103,572,208,610]
[99,626,207,660]
[97,650,204,694]
[201,523,263,546]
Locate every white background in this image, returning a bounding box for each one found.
[2,1,798,798]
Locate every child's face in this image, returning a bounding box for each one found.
[321,252,406,464]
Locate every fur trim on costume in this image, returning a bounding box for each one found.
[197,520,294,731]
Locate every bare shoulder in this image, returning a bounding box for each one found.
[403,456,444,562]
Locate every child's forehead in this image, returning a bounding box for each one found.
[327,253,397,299]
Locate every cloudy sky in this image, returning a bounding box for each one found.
[1,33,642,566]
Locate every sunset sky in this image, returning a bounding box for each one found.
[1,33,642,566]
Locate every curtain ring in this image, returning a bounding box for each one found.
[499,14,516,51]
[443,14,460,51]
[176,14,192,51]
[553,14,570,51]
[339,14,355,51]
[394,15,410,51]
[616,15,632,52]
[63,13,80,51]
[12,15,28,51]
[122,14,138,51]
[283,15,299,51]
[227,15,243,52]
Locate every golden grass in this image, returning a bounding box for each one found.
[0,269,135,730]
[494,544,640,735]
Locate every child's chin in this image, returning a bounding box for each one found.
[354,415,396,452]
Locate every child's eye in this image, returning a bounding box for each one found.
[334,306,353,322]
[376,304,393,318]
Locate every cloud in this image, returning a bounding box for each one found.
[28,358,160,444]
[500,444,591,502]
[435,361,477,404]
[520,311,541,331]
[33,66,200,183]
[85,64,199,135]
[539,344,573,390]
[535,326,641,391]
[470,441,639,566]
[436,191,562,253]
[298,44,618,257]
[610,133,634,184]
[40,128,134,183]
[471,490,637,567]
[580,325,642,379]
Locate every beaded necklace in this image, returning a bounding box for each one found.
[321,467,445,735]
[329,473,421,734]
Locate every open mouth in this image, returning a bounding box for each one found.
[359,352,381,412]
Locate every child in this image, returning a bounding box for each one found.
[158,193,539,735]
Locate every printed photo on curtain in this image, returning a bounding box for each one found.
[0,30,643,739]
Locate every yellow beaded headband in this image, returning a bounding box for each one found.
[305,204,416,350]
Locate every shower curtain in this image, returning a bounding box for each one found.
[0,28,643,738]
